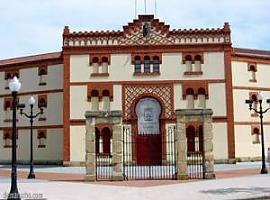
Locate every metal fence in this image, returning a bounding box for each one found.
[96,153,112,181]
[187,151,205,179]
[122,125,177,180]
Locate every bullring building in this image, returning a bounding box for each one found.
[0,15,270,180]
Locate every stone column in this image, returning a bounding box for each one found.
[203,114,215,179]
[85,110,123,181]
[112,124,123,181]
[175,110,188,180]
[85,118,96,181]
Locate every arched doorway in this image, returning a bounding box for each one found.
[135,97,162,165]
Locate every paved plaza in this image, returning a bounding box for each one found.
[0,162,269,200]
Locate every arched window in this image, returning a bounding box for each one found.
[38,95,47,121]
[251,94,258,117]
[101,57,109,73]
[91,90,99,111]
[186,125,195,152]
[198,125,204,152]
[102,127,112,154]
[252,127,260,144]
[134,56,141,73]
[4,98,12,121]
[4,73,12,89]
[144,56,151,73]
[95,128,101,154]
[185,55,192,72]
[153,56,160,73]
[194,55,202,72]
[92,57,99,73]
[102,90,110,111]
[3,130,12,148]
[249,65,257,82]
[92,57,99,64]
[38,66,48,86]
[37,130,47,148]
[198,88,206,108]
[186,88,194,109]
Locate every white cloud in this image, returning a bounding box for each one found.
[0,0,269,59]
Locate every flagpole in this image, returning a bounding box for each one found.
[144,0,146,14]
[155,0,157,16]
[135,0,137,18]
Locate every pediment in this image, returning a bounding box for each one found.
[119,15,174,45]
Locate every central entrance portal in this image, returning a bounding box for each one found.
[135,98,162,165]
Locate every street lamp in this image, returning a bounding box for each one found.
[245,92,270,174]
[17,96,44,179]
[8,76,21,200]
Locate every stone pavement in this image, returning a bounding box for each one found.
[0,162,269,200]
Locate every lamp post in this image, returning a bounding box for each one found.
[8,76,21,200]
[245,92,270,174]
[17,96,44,179]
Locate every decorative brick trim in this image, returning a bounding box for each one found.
[63,54,71,162]
[224,48,235,159]
[182,52,204,64]
[234,121,270,125]
[70,79,225,86]
[4,97,12,110]
[90,73,109,77]
[233,86,270,91]
[89,54,111,65]
[4,69,20,79]
[0,89,63,98]
[37,129,47,139]
[87,83,113,101]
[38,65,48,75]
[247,63,257,72]
[0,125,63,130]
[38,94,48,108]
[251,125,260,135]
[182,81,209,99]
[133,72,160,76]
[184,71,203,76]
[70,119,86,126]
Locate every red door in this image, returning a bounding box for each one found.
[136,134,162,165]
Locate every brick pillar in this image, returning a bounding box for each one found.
[112,124,124,181]
[203,116,215,179]
[175,110,188,180]
[85,118,96,181]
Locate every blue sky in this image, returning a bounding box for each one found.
[0,0,269,59]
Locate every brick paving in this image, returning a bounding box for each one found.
[0,166,263,187]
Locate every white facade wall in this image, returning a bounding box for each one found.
[70,126,85,162]
[232,60,270,159]
[0,64,63,95]
[0,93,63,127]
[208,83,227,116]
[232,61,270,87]
[0,129,63,163]
[212,123,228,160]
[70,52,225,83]
[235,125,270,159]
[0,64,63,163]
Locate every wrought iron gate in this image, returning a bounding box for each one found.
[96,153,112,181]
[187,151,205,179]
[123,125,177,180]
